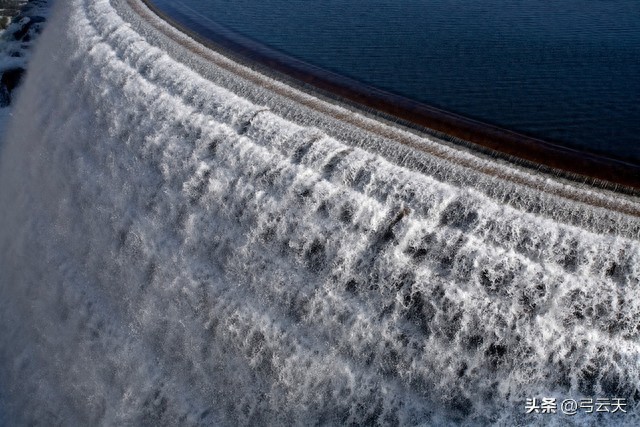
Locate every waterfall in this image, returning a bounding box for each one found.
[0,0,638,425]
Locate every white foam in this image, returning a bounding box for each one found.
[0,0,638,425]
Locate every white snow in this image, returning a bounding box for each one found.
[0,0,50,141]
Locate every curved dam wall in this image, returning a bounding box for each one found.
[1,0,639,425]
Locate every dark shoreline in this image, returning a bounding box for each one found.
[141,0,640,192]
[0,0,27,29]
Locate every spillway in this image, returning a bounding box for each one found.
[1,0,639,425]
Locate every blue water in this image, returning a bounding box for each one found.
[150,0,640,163]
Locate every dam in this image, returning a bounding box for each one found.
[0,0,639,425]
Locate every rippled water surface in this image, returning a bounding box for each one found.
[151,0,640,162]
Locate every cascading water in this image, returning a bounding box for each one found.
[0,0,639,425]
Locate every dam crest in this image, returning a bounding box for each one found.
[0,0,639,425]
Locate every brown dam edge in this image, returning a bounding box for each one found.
[138,0,640,194]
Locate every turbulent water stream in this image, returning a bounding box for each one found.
[0,0,639,425]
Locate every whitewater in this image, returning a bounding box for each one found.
[0,0,639,425]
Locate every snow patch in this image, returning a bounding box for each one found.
[0,0,638,425]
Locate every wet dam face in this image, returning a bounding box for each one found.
[0,0,638,425]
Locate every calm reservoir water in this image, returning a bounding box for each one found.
[150,0,640,163]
